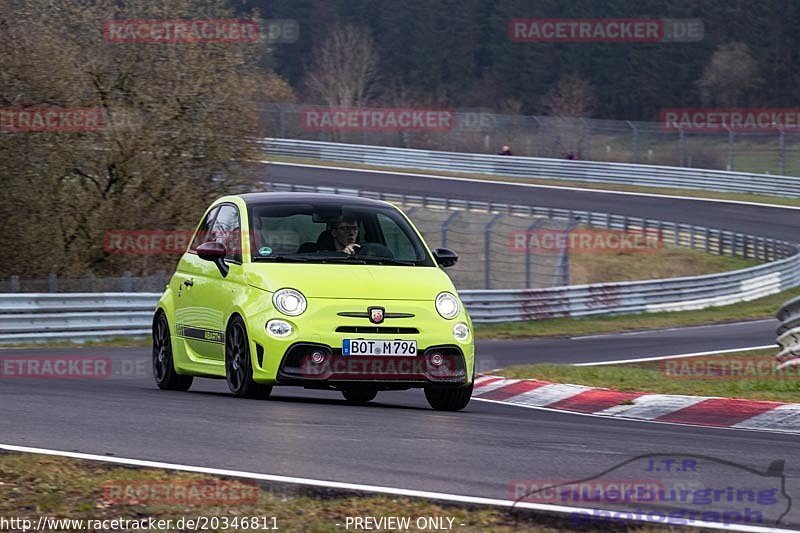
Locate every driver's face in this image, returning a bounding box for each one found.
[332,222,359,247]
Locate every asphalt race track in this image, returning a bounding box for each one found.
[3,165,799,529]
[0,320,794,528]
[264,162,800,241]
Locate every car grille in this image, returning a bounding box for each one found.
[335,326,419,334]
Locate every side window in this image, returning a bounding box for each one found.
[377,213,417,261]
[210,204,242,262]
[189,206,219,252]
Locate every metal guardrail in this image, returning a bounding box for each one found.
[776,296,800,369]
[260,138,800,199]
[0,293,157,343]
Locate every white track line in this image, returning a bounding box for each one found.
[572,345,776,366]
[0,443,792,533]
[267,161,800,211]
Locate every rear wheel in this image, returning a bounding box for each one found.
[152,312,193,391]
[424,383,473,411]
[225,316,272,399]
[341,387,378,404]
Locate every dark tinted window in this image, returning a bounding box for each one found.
[248,202,433,266]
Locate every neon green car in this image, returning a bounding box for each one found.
[152,193,474,410]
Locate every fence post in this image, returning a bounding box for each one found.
[581,118,592,160]
[441,211,461,248]
[678,128,686,166]
[484,213,504,289]
[779,128,786,175]
[122,271,133,292]
[10,275,19,292]
[627,120,639,164]
[532,116,544,156]
[524,219,546,289]
[725,126,735,171]
[48,273,57,293]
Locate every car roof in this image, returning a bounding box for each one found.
[237,192,392,209]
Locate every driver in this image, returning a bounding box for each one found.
[327,216,360,255]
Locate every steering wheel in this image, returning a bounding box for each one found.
[355,243,394,259]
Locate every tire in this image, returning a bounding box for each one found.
[152,312,193,391]
[341,387,378,404]
[424,383,473,411]
[225,316,272,399]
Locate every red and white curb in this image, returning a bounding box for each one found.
[472,375,800,434]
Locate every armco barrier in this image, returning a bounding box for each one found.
[0,293,158,343]
[260,138,800,199]
[777,296,800,369]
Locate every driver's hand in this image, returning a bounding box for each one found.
[343,243,361,255]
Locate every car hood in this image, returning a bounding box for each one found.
[245,263,455,300]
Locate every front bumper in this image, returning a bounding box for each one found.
[244,297,474,387]
[275,342,469,388]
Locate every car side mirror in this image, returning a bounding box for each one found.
[196,241,229,277]
[433,248,458,268]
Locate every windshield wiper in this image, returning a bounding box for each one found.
[357,257,416,266]
[252,255,310,262]
[314,255,367,264]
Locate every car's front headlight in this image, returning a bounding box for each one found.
[435,292,460,319]
[273,288,307,316]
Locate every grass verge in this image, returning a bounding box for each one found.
[265,155,800,209]
[500,349,800,403]
[568,243,758,285]
[0,452,674,532]
[474,286,800,340]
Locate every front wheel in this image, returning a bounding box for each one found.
[341,387,378,404]
[225,316,272,399]
[152,312,193,391]
[424,383,473,411]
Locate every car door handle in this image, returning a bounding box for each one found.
[183,279,194,287]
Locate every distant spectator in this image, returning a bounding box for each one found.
[565,151,577,160]
[498,145,512,156]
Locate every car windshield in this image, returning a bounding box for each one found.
[247,202,435,266]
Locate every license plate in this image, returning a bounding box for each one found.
[342,339,417,356]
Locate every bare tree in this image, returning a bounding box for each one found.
[304,24,379,108]
[541,76,596,118]
[695,42,763,106]
[540,76,596,158]
[0,0,266,278]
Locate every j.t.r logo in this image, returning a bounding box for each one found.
[369,307,385,324]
